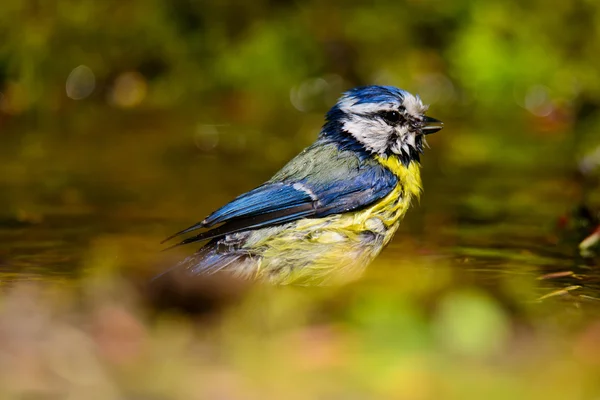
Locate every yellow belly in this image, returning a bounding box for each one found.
[249,159,422,285]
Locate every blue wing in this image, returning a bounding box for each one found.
[162,141,398,249]
[203,183,314,226]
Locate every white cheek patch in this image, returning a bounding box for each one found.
[342,116,390,155]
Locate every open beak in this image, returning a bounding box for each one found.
[422,116,443,135]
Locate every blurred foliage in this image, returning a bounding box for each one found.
[0,0,599,216]
[1,255,600,400]
[1,0,600,118]
[1,0,600,398]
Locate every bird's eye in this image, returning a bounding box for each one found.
[379,110,401,125]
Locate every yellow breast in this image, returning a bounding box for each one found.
[300,157,422,243]
[376,155,423,201]
[359,156,422,227]
[255,156,423,284]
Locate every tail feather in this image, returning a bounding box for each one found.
[160,221,206,244]
[167,241,255,279]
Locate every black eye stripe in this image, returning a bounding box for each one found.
[378,110,403,125]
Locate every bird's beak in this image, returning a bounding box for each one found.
[422,116,444,135]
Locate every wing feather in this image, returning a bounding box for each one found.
[162,141,398,248]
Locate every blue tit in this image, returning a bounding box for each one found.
[161,85,443,285]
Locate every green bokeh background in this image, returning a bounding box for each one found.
[1,1,600,399]
[1,0,599,217]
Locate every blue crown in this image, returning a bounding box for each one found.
[344,85,408,105]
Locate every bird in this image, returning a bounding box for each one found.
[161,85,443,285]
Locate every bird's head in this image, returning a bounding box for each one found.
[323,85,443,165]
